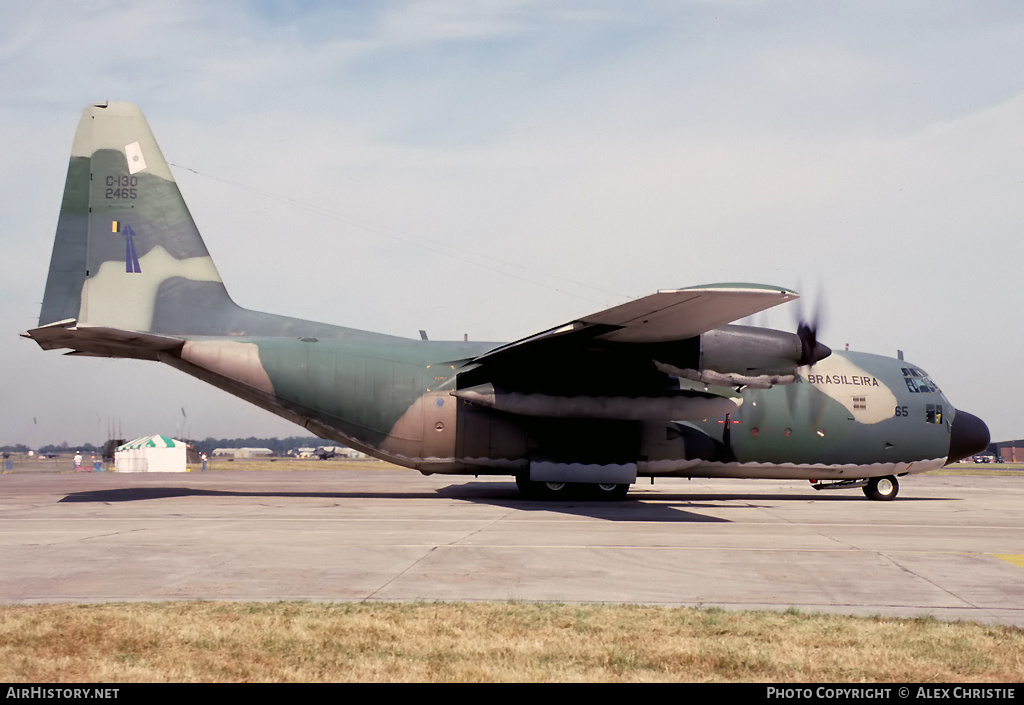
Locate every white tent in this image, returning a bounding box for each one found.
[115,435,187,473]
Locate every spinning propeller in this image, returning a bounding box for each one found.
[795,288,830,368]
[786,288,830,426]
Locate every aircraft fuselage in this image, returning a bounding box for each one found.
[160,330,966,482]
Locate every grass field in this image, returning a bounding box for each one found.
[924,463,1024,475]
[2,602,1022,683]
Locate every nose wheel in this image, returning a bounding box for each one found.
[863,475,899,501]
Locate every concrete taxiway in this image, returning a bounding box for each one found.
[1,468,1022,625]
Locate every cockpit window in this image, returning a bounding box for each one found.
[902,367,939,393]
[926,404,943,425]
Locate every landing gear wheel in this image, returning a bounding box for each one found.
[542,481,568,496]
[863,475,899,501]
[591,483,630,501]
[515,475,571,500]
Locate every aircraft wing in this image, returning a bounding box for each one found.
[473,283,797,363]
[455,284,798,420]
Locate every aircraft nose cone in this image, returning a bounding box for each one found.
[947,410,990,464]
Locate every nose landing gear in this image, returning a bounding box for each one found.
[863,475,899,501]
[810,475,901,500]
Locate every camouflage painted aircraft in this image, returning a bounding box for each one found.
[25,102,990,501]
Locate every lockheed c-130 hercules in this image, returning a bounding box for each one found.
[25,102,990,501]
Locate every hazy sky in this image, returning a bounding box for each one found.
[2,1,1022,447]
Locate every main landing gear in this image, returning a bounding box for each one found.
[515,475,630,501]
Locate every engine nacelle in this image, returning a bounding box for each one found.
[656,324,831,389]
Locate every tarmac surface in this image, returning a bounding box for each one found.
[2,467,1023,625]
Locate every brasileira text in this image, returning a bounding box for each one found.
[804,374,880,387]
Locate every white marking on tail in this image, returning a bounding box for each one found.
[124,141,147,174]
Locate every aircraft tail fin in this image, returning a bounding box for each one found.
[32,101,406,350]
[38,101,233,335]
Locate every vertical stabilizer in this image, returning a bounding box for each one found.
[39,102,225,332]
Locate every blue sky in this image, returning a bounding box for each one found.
[2,1,1022,446]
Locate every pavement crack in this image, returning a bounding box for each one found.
[363,511,515,599]
[365,546,440,600]
[881,552,978,608]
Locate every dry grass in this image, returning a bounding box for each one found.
[924,464,1024,476]
[1,602,1022,682]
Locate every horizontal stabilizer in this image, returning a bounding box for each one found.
[23,319,184,360]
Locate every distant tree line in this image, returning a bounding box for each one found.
[0,436,326,456]
[188,436,324,455]
[0,442,101,454]
[0,444,33,454]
